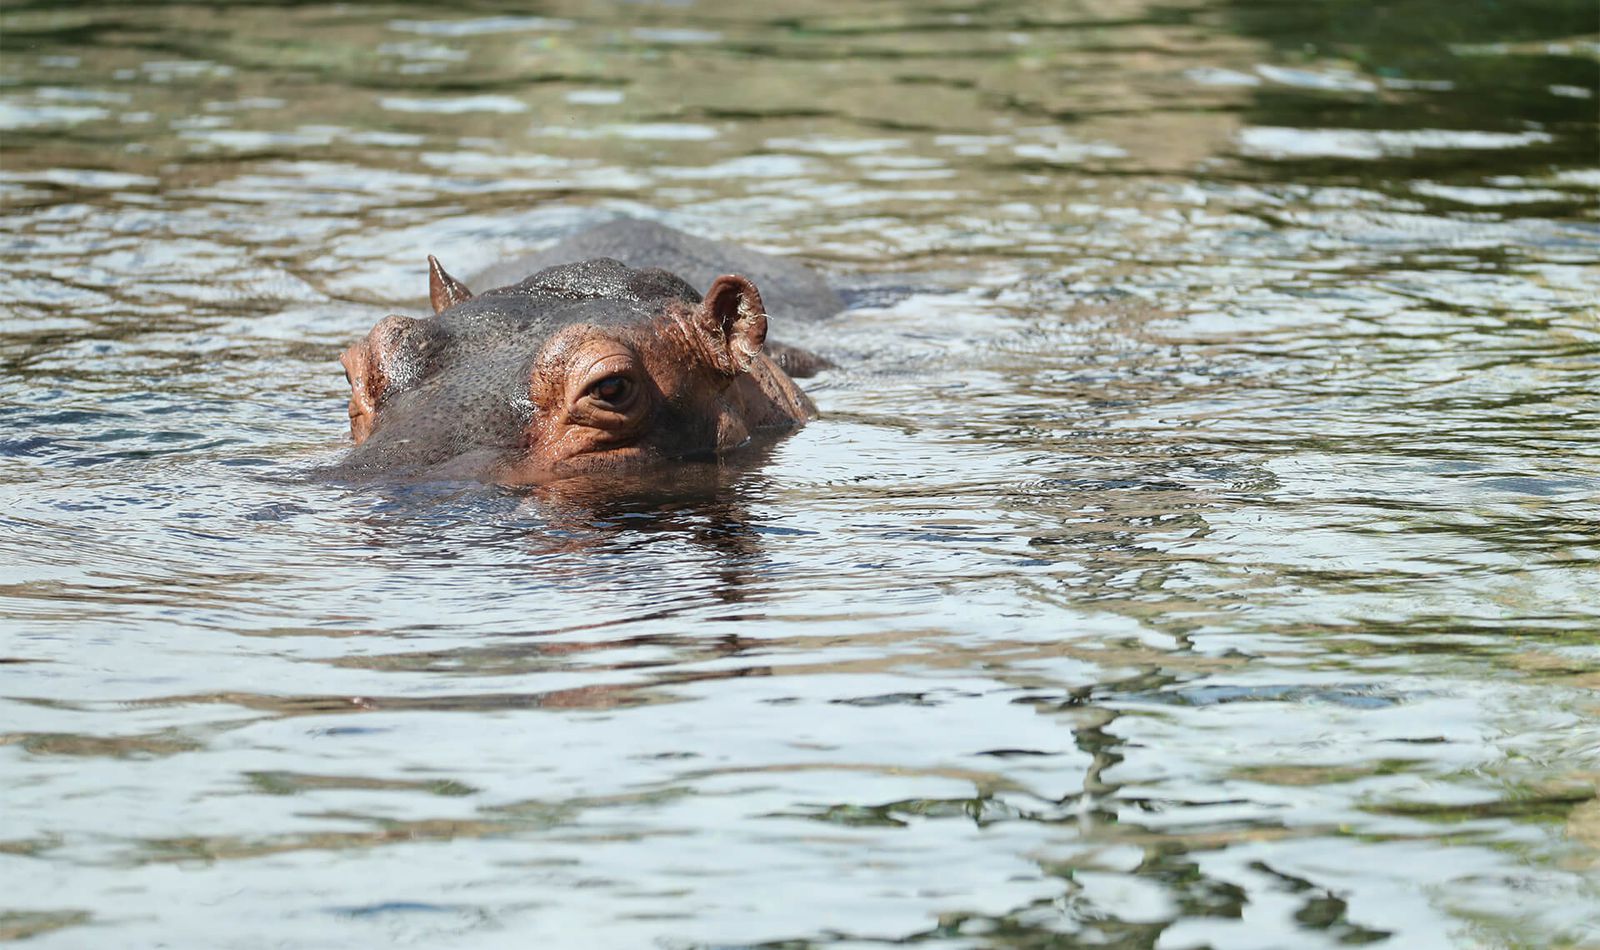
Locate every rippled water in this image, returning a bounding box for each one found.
[2,1,1598,946]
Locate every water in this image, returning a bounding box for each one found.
[2,0,1597,946]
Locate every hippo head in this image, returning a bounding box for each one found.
[336,257,814,486]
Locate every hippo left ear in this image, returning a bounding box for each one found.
[428,255,474,315]
[697,274,767,376]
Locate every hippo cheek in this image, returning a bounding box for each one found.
[493,442,660,487]
[498,401,719,485]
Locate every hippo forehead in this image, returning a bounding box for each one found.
[436,258,703,342]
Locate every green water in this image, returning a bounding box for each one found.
[1,1,1597,946]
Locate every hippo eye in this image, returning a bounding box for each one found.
[587,374,633,405]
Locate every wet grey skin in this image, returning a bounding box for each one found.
[476,220,840,381]
[333,225,832,484]
[473,219,844,325]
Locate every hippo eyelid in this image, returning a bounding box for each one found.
[556,348,647,434]
[578,371,640,415]
[572,352,638,399]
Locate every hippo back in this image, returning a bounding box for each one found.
[472,219,842,323]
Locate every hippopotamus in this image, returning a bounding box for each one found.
[334,220,837,486]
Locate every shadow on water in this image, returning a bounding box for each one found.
[1209,0,1599,221]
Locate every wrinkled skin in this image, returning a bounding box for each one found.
[334,242,819,487]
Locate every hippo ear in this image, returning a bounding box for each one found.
[428,255,474,315]
[697,274,768,376]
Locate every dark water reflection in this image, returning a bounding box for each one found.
[2,0,1598,946]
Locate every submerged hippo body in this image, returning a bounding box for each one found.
[334,221,829,486]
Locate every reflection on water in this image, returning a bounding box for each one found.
[2,0,1597,946]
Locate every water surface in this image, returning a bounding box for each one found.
[2,0,1598,946]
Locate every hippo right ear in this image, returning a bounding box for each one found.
[695,274,768,377]
[428,255,474,315]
